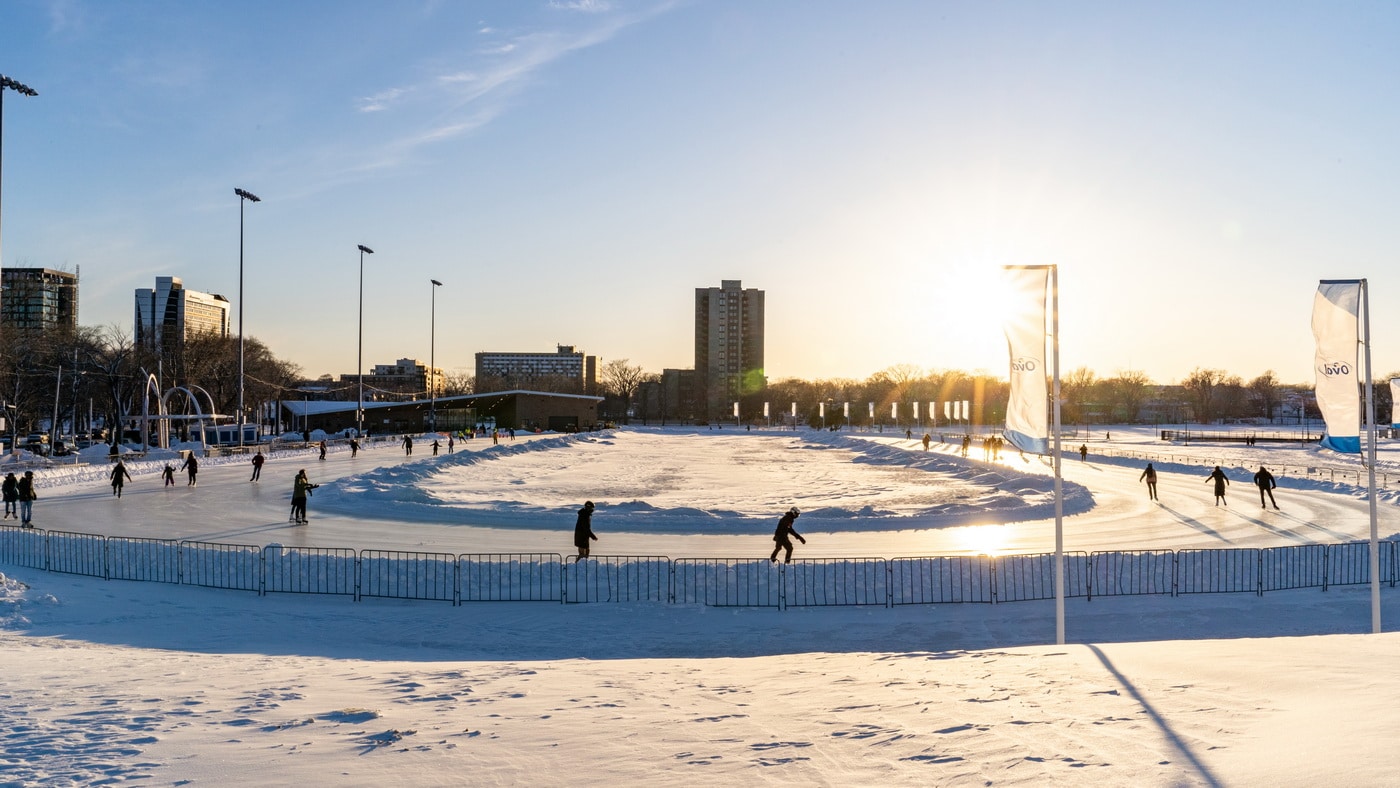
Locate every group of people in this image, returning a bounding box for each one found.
[1137,462,1279,509]
[574,501,810,564]
[2,471,38,527]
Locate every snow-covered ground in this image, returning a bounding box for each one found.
[4,425,1399,784]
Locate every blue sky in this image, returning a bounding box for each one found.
[4,0,1400,385]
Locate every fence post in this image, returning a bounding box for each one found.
[885,561,892,608]
[102,537,111,581]
[990,554,999,604]
[1086,552,1094,602]
[353,554,362,602]
[1323,544,1330,592]
[1255,550,1263,596]
[258,548,266,597]
[669,559,676,604]
[778,562,786,612]
[1171,552,1179,597]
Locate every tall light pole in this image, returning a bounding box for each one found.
[234,188,260,448]
[429,278,443,432]
[0,75,39,330]
[356,244,374,437]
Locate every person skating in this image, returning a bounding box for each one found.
[290,469,318,524]
[1139,462,1158,501]
[922,433,931,451]
[1254,466,1279,509]
[162,464,176,486]
[402,435,413,456]
[319,440,327,461]
[1079,444,1088,462]
[250,451,265,481]
[349,438,360,458]
[2,472,17,519]
[431,440,439,456]
[574,500,598,557]
[111,460,132,498]
[17,471,36,527]
[769,506,806,563]
[180,453,199,486]
[1205,466,1230,506]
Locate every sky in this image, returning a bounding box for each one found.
[4,1,1400,386]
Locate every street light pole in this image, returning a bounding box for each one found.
[356,244,374,437]
[429,278,443,432]
[0,75,39,330]
[234,188,260,449]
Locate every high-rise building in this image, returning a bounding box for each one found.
[337,358,444,400]
[475,345,598,395]
[0,267,79,334]
[134,276,230,350]
[695,279,765,419]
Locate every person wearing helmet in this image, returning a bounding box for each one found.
[574,500,598,558]
[769,506,806,564]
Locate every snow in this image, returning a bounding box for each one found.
[3,424,1400,784]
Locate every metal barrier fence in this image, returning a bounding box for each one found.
[1,524,1397,609]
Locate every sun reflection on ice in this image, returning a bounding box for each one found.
[952,523,1009,556]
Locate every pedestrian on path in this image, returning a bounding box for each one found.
[1139,463,1158,501]
[1254,466,1279,509]
[574,500,598,558]
[1205,466,1230,506]
[2,472,17,519]
[769,506,806,564]
[17,471,36,527]
[111,460,132,498]
[250,451,265,481]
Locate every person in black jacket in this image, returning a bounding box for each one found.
[769,506,806,563]
[574,500,598,557]
[1254,466,1279,510]
[1205,466,1230,507]
[2,472,17,519]
[111,460,133,497]
[17,470,37,526]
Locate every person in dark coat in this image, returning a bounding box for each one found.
[319,440,328,460]
[250,451,265,481]
[1254,466,1279,509]
[162,464,176,486]
[1205,466,1230,506]
[17,471,36,527]
[2,472,17,519]
[290,469,317,524]
[769,506,806,563]
[573,500,598,557]
[111,460,132,497]
[1078,444,1088,462]
[1139,463,1158,501]
[181,453,199,486]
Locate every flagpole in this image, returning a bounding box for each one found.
[1362,280,1380,634]
[1050,265,1065,645]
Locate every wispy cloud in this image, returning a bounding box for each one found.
[549,0,614,12]
[357,87,411,113]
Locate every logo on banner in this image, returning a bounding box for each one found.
[1011,357,1038,373]
[1317,360,1352,377]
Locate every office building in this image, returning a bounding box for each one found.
[1,267,79,334]
[475,345,597,395]
[337,358,443,400]
[134,276,230,350]
[695,279,765,419]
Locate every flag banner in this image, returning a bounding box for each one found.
[1004,267,1049,454]
[790,402,796,417]
[1392,379,1400,429]
[943,401,950,420]
[928,402,935,425]
[843,402,849,418]
[891,402,897,419]
[732,402,739,418]
[913,402,919,421]
[819,401,825,418]
[763,402,770,418]
[868,402,874,419]
[1312,281,1361,453]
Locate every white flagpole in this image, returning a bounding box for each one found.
[1051,265,1065,645]
[1362,280,1380,633]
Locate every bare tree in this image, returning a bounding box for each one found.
[1247,371,1281,422]
[601,359,649,423]
[1105,369,1152,422]
[1062,366,1098,424]
[1182,368,1227,423]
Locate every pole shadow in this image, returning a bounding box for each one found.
[1158,504,1232,544]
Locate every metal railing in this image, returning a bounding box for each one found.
[1,525,1396,609]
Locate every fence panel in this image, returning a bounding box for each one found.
[1177,548,1259,595]
[180,541,262,592]
[783,558,888,607]
[107,537,180,584]
[0,525,46,569]
[1327,542,1371,588]
[1261,544,1325,591]
[460,553,563,602]
[359,550,456,603]
[889,556,994,605]
[264,546,358,596]
[1090,550,1175,598]
[45,531,108,579]
[996,552,1090,602]
[672,558,781,607]
[564,556,669,603]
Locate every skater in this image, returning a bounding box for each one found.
[181,453,199,486]
[2,472,16,519]
[349,438,360,458]
[290,469,317,524]
[574,500,598,557]
[1078,443,1088,462]
[17,471,36,527]
[111,460,132,497]
[922,433,931,451]
[1139,462,1158,501]
[162,464,176,486]
[250,450,265,481]
[1254,466,1279,509]
[447,435,454,453]
[431,439,439,456]
[402,435,413,455]
[1205,465,1230,506]
[319,440,327,460]
[769,506,806,563]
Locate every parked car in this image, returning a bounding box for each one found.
[23,433,50,456]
